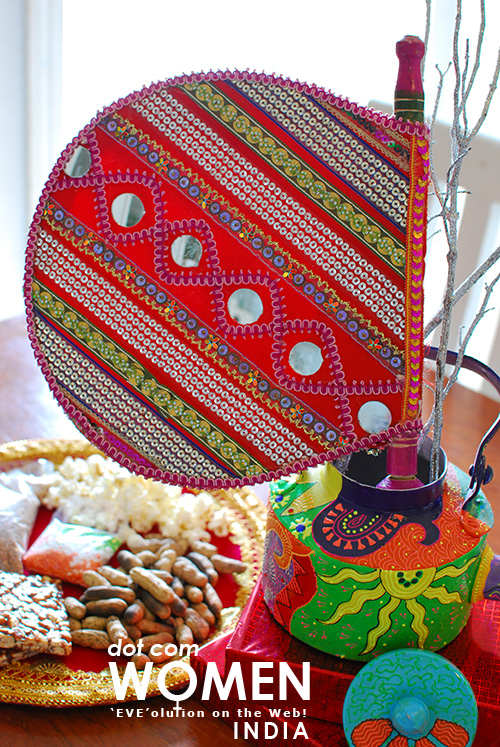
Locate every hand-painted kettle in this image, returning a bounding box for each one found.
[262,347,500,662]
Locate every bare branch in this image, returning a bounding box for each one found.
[427,212,444,224]
[444,148,471,184]
[429,0,468,480]
[428,63,451,210]
[426,271,500,461]
[460,38,470,133]
[467,45,500,143]
[423,0,500,480]
[443,271,500,397]
[422,0,432,79]
[461,0,486,109]
[426,228,442,243]
[424,244,500,337]
[451,0,463,148]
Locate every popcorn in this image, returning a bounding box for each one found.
[38,455,229,542]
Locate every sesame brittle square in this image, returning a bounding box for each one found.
[0,570,71,665]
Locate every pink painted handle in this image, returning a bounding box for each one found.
[396,35,425,93]
[395,36,425,122]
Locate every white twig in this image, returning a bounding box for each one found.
[422,273,500,448]
[428,63,451,209]
[459,0,486,127]
[467,45,500,143]
[443,272,500,398]
[423,0,432,79]
[429,0,468,479]
[424,244,500,337]
[425,0,500,479]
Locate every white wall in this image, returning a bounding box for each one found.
[2,0,500,396]
[0,0,61,320]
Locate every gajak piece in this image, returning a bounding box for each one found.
[0,570,71,666]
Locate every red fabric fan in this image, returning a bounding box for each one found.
[24,67,429,489]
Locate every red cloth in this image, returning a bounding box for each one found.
[193,578,500,745]
[192,631,348,747]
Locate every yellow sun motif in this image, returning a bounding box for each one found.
[318,556,476,655]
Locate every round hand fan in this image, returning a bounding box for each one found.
[24,68,429,488]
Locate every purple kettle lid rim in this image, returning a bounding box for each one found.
[339,438,447,513]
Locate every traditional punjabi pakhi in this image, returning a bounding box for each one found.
[24,72,427,489]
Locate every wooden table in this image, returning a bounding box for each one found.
[1,314,500,746]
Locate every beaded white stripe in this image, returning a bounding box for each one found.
[233,79,409,228]
[130,91,406,339]
[35,230,317,464]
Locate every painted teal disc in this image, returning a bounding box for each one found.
[343,649,477,747]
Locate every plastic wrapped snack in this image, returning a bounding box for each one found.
[0,482,40,574]
[23,517,122,585]
[0,458,55,500]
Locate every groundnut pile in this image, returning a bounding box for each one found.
[64,533,247,668]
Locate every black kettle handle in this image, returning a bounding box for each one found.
[425,347,500,506]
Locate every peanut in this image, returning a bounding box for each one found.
[154,553,176,573]
[172,557,208,587]
[157,538,178,554]
[81,585,136,604]
[85,598,128,617]
[171,576,184,597]
[117,550,143,571]
[148,647,175,664]
[150,569,173,584]
[192,602,216,626]
[123,603,145,625]
[187,552,219,585]
[135,550,158,567]
[137,619,174,635]
[132,653,151,669]
[127,536,163,554]
[124,623,142,640]
[71,629,111,649]
[175,538,189,556]
[97,565,134,587]
[129,567,175,604]
[138,631,174,652]
[210,554,247,575]
[173,617,194,646]
[184,608,210,642]
[169,592,187,618]
[63,596,87,620]
[82,570,111,587]
[137,588,172,619]
[106,616,130,644]
[185,585,204,604]
[135,599,155,621]
[80,615,107,631]
[68,618,82,631]
[203,583,223,617]
[190,540,218,557]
